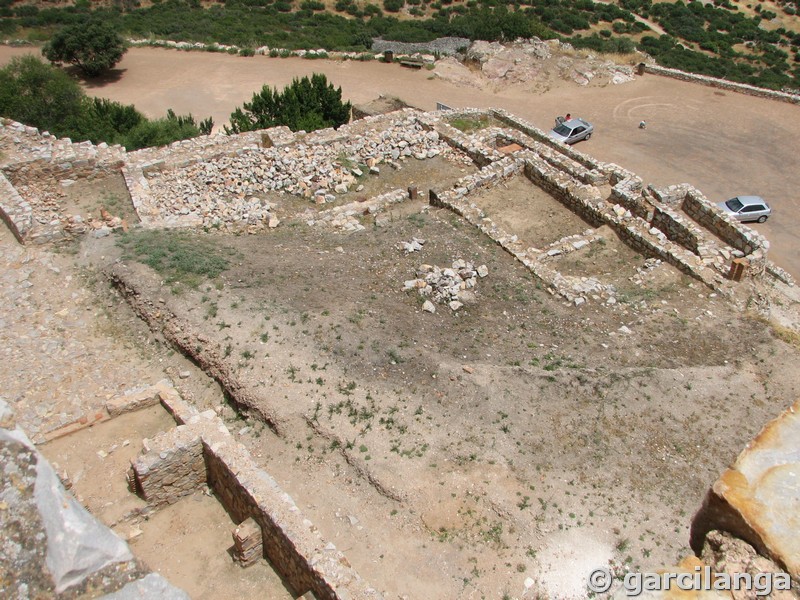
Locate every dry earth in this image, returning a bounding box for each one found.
[2,44,800,599]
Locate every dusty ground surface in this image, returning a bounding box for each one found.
[80,178,800,598]
[2,44,800,599]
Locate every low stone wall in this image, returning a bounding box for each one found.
[0,170,32,243]
[643,64,800,106]
[650,204,702,255]
[431,150,723,300]
[416,110,502,167]
[489,108,607,173]
[305,188,409,232]
[130,425,205,506]
[129,389,383,600]
[649,183,769,277]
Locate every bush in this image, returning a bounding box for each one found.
[0,55,85,137]
[226,73,352,133]
[0,56,213,149]
[384,0,405,12]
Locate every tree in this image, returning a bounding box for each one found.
[43,21,127,77]
[226,74,352,134]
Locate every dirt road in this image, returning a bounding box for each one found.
[1,45,798,277]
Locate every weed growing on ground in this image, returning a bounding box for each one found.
[117,229,236,289]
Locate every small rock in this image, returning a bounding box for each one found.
[477,265,489,278]
[179,370,191,379]
[462,365,474,374]
[618,325,632,334]
[422,300,436,314]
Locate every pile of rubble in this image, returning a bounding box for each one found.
[404,260,488,313]
[143,117,456,226]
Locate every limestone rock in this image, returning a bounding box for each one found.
[690,398,800,579]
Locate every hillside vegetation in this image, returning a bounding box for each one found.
[1,0,799,90]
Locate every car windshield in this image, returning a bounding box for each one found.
[725,198,744,212]
[553,124,571,136]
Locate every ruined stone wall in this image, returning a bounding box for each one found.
[650,205,702,255]
[130,426,206,506]
[127,388,384,600]
[202,443,349,600]
[488,108,605,172]
[0,170,32,243]
[648,183,769,276]
[642,64,800,106]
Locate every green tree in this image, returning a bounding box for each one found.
[226,74,351,134]
[43,21,127,77]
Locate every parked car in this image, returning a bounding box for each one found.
[549,118,593,144]
[717,196,772,223]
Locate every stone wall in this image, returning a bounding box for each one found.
[130,425,205,506]
[649,184,769,277]
[129,389,384,600]
[0,170,32,243]
[642,64,800,106]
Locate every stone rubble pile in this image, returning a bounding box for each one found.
[404,260,488,313]
[304,189,407,233]
[630,257,664,286]
[143,117,456,228]
[399,237,426,254]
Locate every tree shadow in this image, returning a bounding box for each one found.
[64,65,127,88]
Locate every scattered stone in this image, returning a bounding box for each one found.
[178,370,191,379]
[422,300,436,314]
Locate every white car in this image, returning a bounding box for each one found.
[717,196,771,223]
[549,118,593,144]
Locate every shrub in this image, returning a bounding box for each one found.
[0,56,213,149]
[384,0,405,12]
[226,73,352,133]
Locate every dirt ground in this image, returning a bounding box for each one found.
[1,45,797,278]
[3,44,800,599]
[72,186,800,598]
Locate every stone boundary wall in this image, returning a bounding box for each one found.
[306,188,409,232]
[642,64,800,106]
[481,127,608,186]
[416,110,502,167]
[130,391,383,600]
[0,170,32,243]
[431,150,722,300]
[609,175,649,221]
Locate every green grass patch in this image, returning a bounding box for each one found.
[117,229,235,289]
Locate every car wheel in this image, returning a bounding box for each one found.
[757,215,768,223]
[584,132,592,140]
